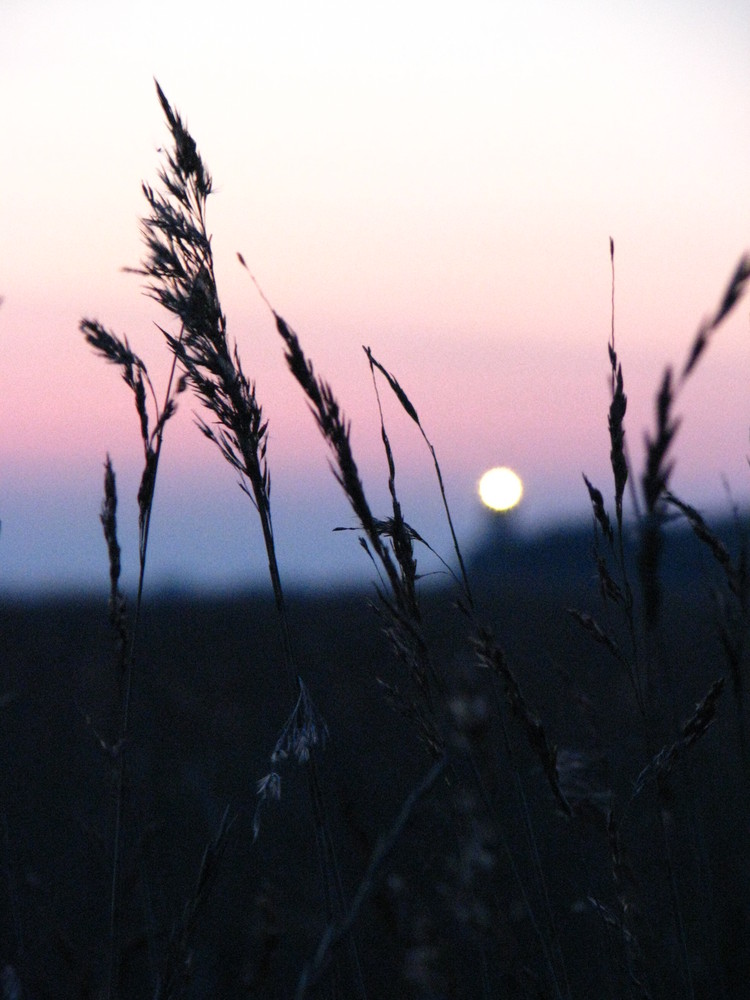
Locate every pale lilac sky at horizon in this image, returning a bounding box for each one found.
[1,0,749,594]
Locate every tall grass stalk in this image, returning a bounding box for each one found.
[575,243,750,999]
[359,346,574,994]
[362,346,570,996]
[125,80,364,999]
[79,318,182,998]
[258,283,574,993]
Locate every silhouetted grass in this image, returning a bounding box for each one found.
[2,81,749,1000]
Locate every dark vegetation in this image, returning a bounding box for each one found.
[1,83,749,999]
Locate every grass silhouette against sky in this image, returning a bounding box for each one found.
[2,0,748,592]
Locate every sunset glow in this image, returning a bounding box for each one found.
[2,1,749,592]
[479,468,524,512]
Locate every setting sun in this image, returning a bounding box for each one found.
[478,467,524,512]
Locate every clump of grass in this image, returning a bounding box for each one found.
[86,80,369,1000]
[572,240,750,999]
[48,80,750,1000]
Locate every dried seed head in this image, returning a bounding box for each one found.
[253,772,282,842]
[272,679,329,765]
[256,771,282,801]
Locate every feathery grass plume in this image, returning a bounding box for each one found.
[272,677,330,765]
[365,352,419,604]
[472,628,571,817]
[243,263,430,622]
[128,84,288,640]
[260,272,567,995]
[638,255,750,633]
[363,347,456,730]
[608,355,628,534]
[271,303,442,638]
[129,93,328,839]
[334,516,458,584]
[608,237,640,533]
[252,673,331,842]
[665,493,749,768]
[81,321,181,570]
[632,678,724,798]
[578,254,750,997]
[271,307,447,755]
[595,552,627,605]
[583,474,614,548]
[567,592,646,719]
[582,472,629,606]
[364,347,474,610]
[566,609,626,667]
[642,369,679,516]
[580,245,637,665]
[681,254,750,381]
[349,349,572,991]
[99,456,128,659]
[133,83,365,996]
[638,367,679,635]
[580,243,643,711]
[664,492,740,596]
[273,312,401,590]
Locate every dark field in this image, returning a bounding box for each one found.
[2,522,748,999]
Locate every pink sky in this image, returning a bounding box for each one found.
[2,0,749,593]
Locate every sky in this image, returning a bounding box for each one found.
[1,0,749,595]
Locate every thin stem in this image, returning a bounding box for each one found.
[296,756,447,1000]
[106,344,181,1000]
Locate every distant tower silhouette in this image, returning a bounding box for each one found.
[483,504,520,548]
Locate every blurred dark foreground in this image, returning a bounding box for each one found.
[1,519,749,999]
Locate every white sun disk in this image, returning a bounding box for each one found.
[479,467,523,512]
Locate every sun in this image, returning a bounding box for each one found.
[478,467,523,512]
